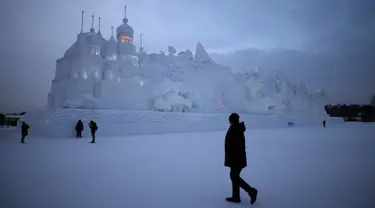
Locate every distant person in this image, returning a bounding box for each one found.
[224,113,258,205]
[75,120,84,138]
[21,121,30,143]
[323,120,326,128]
[89,120,98,143]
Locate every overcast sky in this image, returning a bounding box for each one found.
[0,0,374,112]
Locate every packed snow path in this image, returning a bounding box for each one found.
[1,123,374,208]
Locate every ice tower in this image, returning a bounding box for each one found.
[47,7,140,109]
[116,6,136,56]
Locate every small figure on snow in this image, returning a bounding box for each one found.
[224,113,258,205]
[75,120,84,138]
[21,121,30,143]
[89,120,98,143]
[323,120,326,128]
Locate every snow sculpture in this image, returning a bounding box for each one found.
[168,45,177,56]
[194,42,214,64]
[47,9,330,113]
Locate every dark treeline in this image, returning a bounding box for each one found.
[324,104,375,122]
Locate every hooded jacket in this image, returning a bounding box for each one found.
[224,122,247,168]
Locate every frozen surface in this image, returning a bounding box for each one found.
[20,109,344,138]
[1,123,375,208]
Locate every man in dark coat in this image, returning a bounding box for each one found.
[225,113,258,205]
[75,120,84,138]
[21,121,30,143]
[323,120,326,128]
[89,120,98,143]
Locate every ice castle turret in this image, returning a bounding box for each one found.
[116,6,136,56]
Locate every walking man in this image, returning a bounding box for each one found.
[225,113,258,205]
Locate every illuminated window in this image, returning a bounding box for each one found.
[83,72,88,79]
[120,35,132,44]
[283,99,290,105]
[90,47,100,56]
[95,71,99,77]
[257,91,264,98]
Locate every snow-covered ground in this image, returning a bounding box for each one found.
[20,109,344,138]
[1,123,374,208]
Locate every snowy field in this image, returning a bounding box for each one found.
[20,109,343,138]
[1,123,375,208]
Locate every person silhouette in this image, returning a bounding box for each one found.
[75,120,84,138]
[21,122,30,143]
[224,113,258,205]
[89,120,98,143]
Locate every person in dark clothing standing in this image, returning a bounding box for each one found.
[75,120,84,138]
[322,120,326,128]
[89,120,98,143]
[21,121,30,143]
[225,113,258,205]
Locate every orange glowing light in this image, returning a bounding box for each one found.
[121,39,125,43]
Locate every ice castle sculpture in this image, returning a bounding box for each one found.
[47,7,329,113]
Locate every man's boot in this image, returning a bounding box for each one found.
[225,197,241,203]
[248,188,258,205]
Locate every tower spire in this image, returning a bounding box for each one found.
[90,15,95,32]
[80,10,84,33]
[124,6,127,18]
[111,26,114,37]
[140,33,144,52]
[98,17,101,32]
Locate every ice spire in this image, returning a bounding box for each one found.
[140,33,144,52]
[97,17,102,36]
[124,6,127,18]
[90,15,95,32]
[194,42,213,63]
[111,26,114,37]
[122,6,129,24]
[80,10,84,33]
[98,17,101,32]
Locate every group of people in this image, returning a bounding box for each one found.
[20,120,99,144]
[19,113,259,205]
[75,120,99,143]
